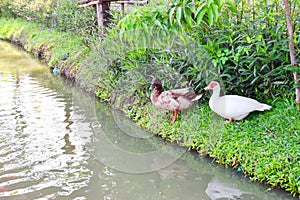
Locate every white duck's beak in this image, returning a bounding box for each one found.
[204,85,211,91]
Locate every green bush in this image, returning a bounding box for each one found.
[0,18,89,78]
[0,0,98,45]
[191,0,300,100]
[115,0,300,101]
[118,0,222,32]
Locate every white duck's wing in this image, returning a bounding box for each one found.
[156,91,179,110]
[215,95,263,119]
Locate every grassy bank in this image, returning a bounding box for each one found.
[0,17,90,78]
[134,98,300,194]
[0,17,299,196]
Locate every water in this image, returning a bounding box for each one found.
[0,40,298,200]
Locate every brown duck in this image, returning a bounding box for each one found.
[150,78,203,124]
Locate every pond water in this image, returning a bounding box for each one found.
[0,40,298,200]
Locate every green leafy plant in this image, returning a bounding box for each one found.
[0,0,98,46]
[118,0,223,32]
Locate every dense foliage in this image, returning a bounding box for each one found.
[0,18,89,78]
[118,0,222,31]
[0,0,98,45]
[116,0,300,101]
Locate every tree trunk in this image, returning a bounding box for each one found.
[95,1,112,36]
[283,0,300,109]
[102,1,112,28]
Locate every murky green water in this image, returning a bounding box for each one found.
[0,40,298,200]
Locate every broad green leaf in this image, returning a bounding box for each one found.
[212,59,218,67]
[246,36,251,43]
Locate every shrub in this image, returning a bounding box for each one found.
[0,0,98,45]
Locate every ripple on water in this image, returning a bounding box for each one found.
[0,73,92,199]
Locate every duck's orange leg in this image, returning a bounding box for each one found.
[166,111,175,120]
[170,110,179,124]
[225,118,233,123]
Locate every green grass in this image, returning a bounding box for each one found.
[0,17,90,77]
[122,94,300,195]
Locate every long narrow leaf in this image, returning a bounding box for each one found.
[211,3,219,20]
[187,3,196,13]
[169,7,176,25]
[195,3,206,17]
[207,7,214,26]
[153,20,163,29]
[183,7,193,26]
[196,8,207,25]
[176,7,182,26]
[214,0,221,7]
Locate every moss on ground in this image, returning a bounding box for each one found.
[0,17,299,196]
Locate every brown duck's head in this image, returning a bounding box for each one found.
[151,78,163,90]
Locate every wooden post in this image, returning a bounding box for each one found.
[79,0,148,35]
[121,3,125,14]
[96,1,104,36]
[79,0,112,36]
[283,0,300,109]
[101,1,112,28]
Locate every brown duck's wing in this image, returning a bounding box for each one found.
[157,91,180,110]
[169,88,199,100]
[169,88,191,95]
[176,96,195,110]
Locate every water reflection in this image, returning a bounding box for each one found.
[0,41,91,199]
[0,40,298,200]
[205,176,252,200]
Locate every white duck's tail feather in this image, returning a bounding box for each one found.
[257,103,272,111]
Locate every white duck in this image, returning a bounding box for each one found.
[204,81,271,122]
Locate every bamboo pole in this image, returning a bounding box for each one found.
[79,1,99,7]
[283,0,300,109]
[78,0,90,4]
[79,0,148,6]
[111,0,148,3]
[96,1,104,36]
